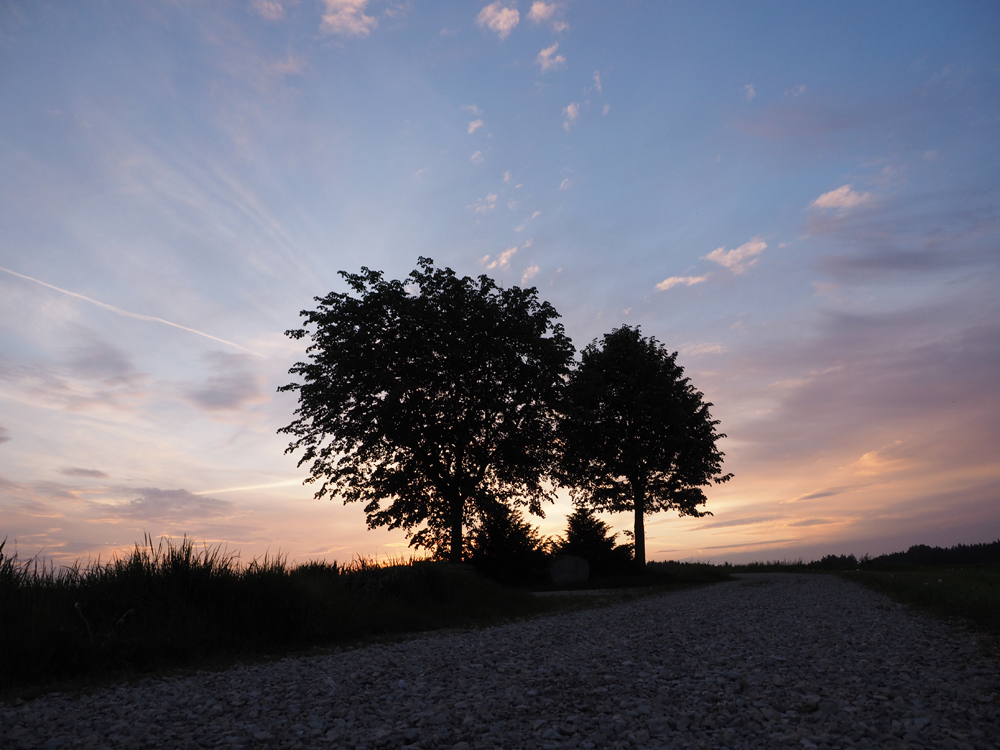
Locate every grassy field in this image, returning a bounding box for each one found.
[841,565,1000,636]
[0,536,728,700]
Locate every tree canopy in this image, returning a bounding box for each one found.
[556,325,731,568]
[278,257,575,563]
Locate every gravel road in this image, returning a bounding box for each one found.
[4,573,999,750]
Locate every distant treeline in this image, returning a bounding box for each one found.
[806,539,1000,571]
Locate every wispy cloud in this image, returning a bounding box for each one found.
[60,467,109,478]
[481,239,531,270]
[527,2,566,31]
[115,487,234,522]
[461,104,482,116]
[469,193,498,214]
[471,150,484,164]
[320,0,378,37]
[468,119,484,134]
[563,102,579,130]
[743,83,756,101]
[476,2,519,40]
[559,177,571,190]
[0,265,261,356]
[503,170,511,183]
[810,184,873,210]
[252,0,288,21]
[593,71,602,93]
[485,246,519,270]
[537,43,566,72]
[697,514,783,530]
[521,265,540,285]
[785,84,807,97]
[704,237,767,274]
[679,342,727,356]
[527,2,556,22]
[603,103,610,115]
[655,274,709,291]
[0,424,10,445]
[184,353,267,412]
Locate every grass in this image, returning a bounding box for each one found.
[0,536,729,701]
[0,536,557,699]
[839,564,1000,636]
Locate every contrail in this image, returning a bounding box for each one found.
[0,265,263,357]
[192,478,306,495]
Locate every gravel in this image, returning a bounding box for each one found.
[4,572,999,750]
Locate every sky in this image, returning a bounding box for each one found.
[1,0,998,567]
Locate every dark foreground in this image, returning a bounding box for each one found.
[3,573,998,750]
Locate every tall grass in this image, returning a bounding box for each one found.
[0,536,545,696]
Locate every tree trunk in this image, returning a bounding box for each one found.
[633,483,646,569]
[449,497,464,564]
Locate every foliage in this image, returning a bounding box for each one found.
[467,503,551,586]
[0,536,552,697]
[278,258,575,562]
[556,325,731,567]
[556,506,633,576]
[861,540,1000,569]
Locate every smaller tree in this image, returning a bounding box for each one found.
[467,502,550,585]
[557,325,732,569]
[557,506,632,576]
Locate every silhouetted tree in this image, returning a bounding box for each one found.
[467,502,550,585]
[278,258,574,563]
[557,506,632,576]
[557,325,731,568]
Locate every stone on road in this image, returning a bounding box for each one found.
[3,573,998,749]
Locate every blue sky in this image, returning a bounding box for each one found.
[1,0,998,565]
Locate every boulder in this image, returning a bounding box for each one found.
[550,555,589,585]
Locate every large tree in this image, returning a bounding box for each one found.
[278,257,574,563]
[556,325,731,568]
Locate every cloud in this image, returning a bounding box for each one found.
[469,193,497,214]
[0,425,9,445]
[461,104,482,116]
[252,0,288,21]
[503,170,511,183]
[468,119,484,134]
[563,102,579,130]
[116,487,234,522]
[743,83,756,101]
[697,514,783,530]
[270,55,307,77]
[321,0,378,37]
[655,274,709,291]
[785,84,807,97]
[536,43,566,72]
[184,353,267,412]
[521,265,540,285]
[470,150,484,164]
[787,518,836,527]
[476,2,519,40]
[704,237,767,274]
[60,467,109,479]
[679,342,728,356]
[0,265,261,356]
[527,2,556,21]
[481,240,531,271]
[559,177,571,190]
[810,184,873,210]
[593,71,602,94]
[603,103,610,115]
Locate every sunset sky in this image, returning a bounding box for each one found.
[2,1,998,567]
